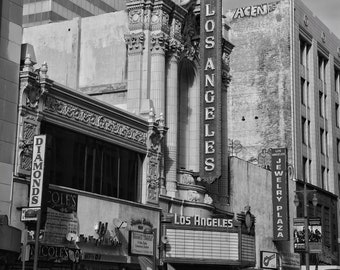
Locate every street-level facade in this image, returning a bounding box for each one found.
[10,55,166,269]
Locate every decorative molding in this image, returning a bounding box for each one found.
[321,31,326,43]
[167,38,183,60]
[303,14,308,27]
[125,32,145,54]
[145,110,167,204]
[44,96,147,146]
[150,32,169,54]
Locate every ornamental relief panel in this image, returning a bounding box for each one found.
[44,96,147,146]
[128,8,144,31]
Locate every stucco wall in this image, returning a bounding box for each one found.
[225,0,292,163]
[229,157,276,268]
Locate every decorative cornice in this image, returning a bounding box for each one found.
[44,96,147,146]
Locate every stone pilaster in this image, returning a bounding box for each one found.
[145,110,167,204]
[125,32,146,114]
[164,5,185,197]
[15,56,51,177]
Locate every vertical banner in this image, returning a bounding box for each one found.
[271,148,289,241]
[200,0,222,184]
[308,217,322,254]
[29,135,47,208]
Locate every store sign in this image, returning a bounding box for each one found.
[200,0,222,184]
[174,213,233,228]
[129,231,154,256]
[21,207,40,222]
[29,135,46,208]
[29,244,81,263]
[271,148,289,241]
[260,251,278,269]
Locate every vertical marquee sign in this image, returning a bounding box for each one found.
[271,148,289,241]
[29,135,47,208]
[200,0,222,183]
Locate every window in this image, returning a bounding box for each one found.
[318,54,327,81]
[300,38,310,68]
[301,78,306,105]
[320,128,325,154]
[336,103,340,127]
[321,166,326,189]
[337,138,340,162]
[335,67,340,93]
[302,117,306,144]
[41,122,143,202]
[319,91,326,118]
[303,156,308,181]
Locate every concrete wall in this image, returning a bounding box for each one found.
[0,0,22,219]
[229,157,277,268]
[225,0,292,163]
[22,11,129,107]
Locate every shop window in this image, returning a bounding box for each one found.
[41,122,142,202]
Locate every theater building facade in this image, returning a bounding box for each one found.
[5,0,280,269]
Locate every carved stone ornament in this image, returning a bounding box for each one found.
[145,110,167,204]
[179,173,195,185]
[125,32,145,54]
[222,52,232,89]
[168,38,183,60]
[150,8,170,33]
[44,96,147,146]
[204,194,213,204]
[151,32,169,54]
[187,190,200,202]
[18,121,37,171]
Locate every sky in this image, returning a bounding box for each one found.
[222,0,340,38]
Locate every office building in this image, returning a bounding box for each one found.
[0,0,23,266]
[225,0,340,266]
[23,0,126,27]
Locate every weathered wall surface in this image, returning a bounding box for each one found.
[0,0,22,217]
[79,11,128,90]
[225,0,292,163]
[229,157,275,268]
[23,18,81,89]
[22,11,129,106]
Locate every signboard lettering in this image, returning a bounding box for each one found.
[129,231,154,256]
[200,0,222,183]
[271,148,289,241]
[29,135,46,208]
[174,214,233,228]
[232,2,278,20]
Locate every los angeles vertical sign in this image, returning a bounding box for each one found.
[200,0,222,184]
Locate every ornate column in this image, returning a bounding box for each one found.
[164,6,185,197]
[15,56,51,177]
[149,0,173,116]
